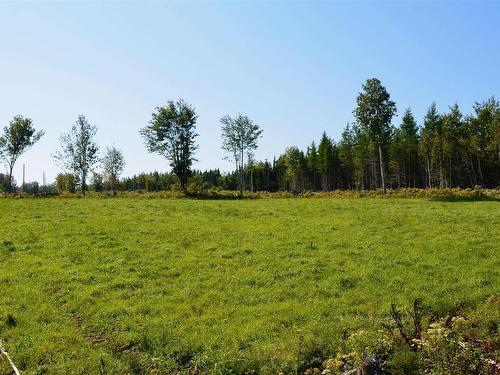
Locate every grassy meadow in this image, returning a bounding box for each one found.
[0,197,498,374]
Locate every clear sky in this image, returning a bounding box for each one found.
[1,1,499,185]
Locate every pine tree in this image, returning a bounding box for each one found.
[399,108,420,187]
[306,141,319,190]
[317,132,334,190]
[338,124,355,189]
[442,104,464,187]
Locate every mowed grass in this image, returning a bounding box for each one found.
[0,198,498,374]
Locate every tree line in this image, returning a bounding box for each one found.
[1,78,498,194]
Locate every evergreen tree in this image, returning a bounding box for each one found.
[420,103,439,187]
[389,126,404,188]
[399,108,420,187]
[317,132,334,190]
[351,123,372,190]
[470,97,500,186]
[442,104,464,187]
[337,124,355,189]
[306,141,318,190]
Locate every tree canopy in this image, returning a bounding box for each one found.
[53,115,99,195]
[0,115,44,192]
[220,113,262,195]
[141,99,198,191]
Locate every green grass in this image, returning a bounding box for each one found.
[0,198,498,374]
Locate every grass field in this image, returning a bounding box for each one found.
[0,197,498,374]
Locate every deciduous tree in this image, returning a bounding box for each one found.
[220,114,263,196]
[354,78,397,193]
[54,115,99,195]
[0,115,44,192]
[103,146,125,193]
[140,99,198,192]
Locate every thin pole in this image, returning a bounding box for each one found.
[0,341,21,375]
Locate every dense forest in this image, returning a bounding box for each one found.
[1,78,499,194]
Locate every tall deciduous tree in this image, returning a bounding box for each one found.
[281,146,305,192]
[103,146,125,193]
[354,78,397,193]
[0,115,44,192]
[140,99,198,192]
[220,114,263,195]
[54,115,99,195]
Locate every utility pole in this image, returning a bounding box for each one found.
[43,171,46,186]
[22,164,26,186]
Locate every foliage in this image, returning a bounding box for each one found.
[120,171,178,192]
[55,173,77,193]
[102,146,125,193]
[280,146,306,192]
[92,172,104,192]
[220,113,263,195]
[0,115,44,192]
[53,115,100,195]
[21,181,39,195]
[140,99,198,191]
[6,79,497,194]
[319,297,499,375]
[354,78,397,193]
[317,132,335,191]
[224,95,498,193]
[0,173,14,192]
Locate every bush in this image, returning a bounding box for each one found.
[56,173,77,193]
[307,297,500,375]
[22,181,39,194]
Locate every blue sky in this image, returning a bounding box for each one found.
[1,1,499,184]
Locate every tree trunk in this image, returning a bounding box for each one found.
[448,155,452,188]
[239,167,243,196]
[439,151,444,189]
[7,164,14,193]
[465,159,474,187]
[239,147,244,196]
[239,166,243,196]
[477,153,484,186]
[469,158,477,187]
[426,156,432,188]
[82,171,87,196]
[378,144,386,193]
[250,170,254,192]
